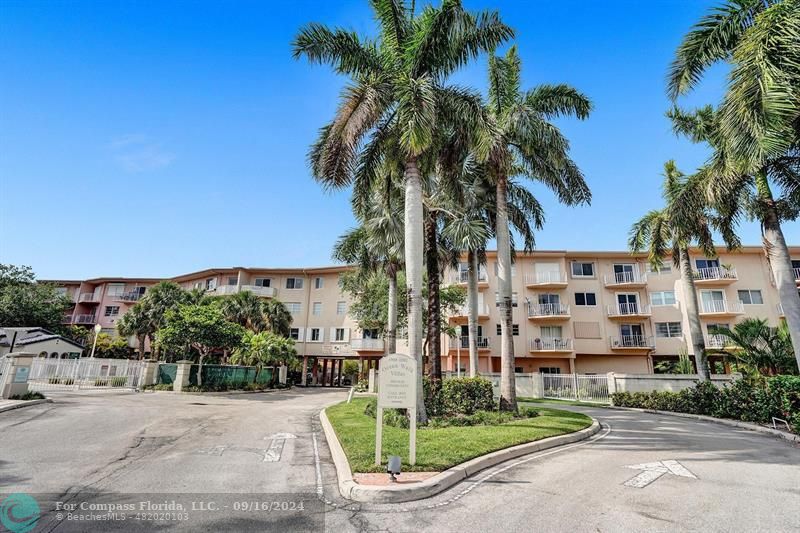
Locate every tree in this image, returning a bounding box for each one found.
[667,0,800,369]
[90,332,131,359]
[339,269,408,340]
[711,319,798,376]
[137,281,190,359]
[294,0,513,423]
[156,305,245,387]
[629,161,735,380]
[219,290,266,332]
[262,299,293,337]
[0,264,71,331]
[231,330,299,386]
[479,46,592,411]
[117,304,150,359]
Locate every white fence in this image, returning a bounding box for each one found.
[0,356,10,389]
[542,374,610,403]
[28,358,144,392]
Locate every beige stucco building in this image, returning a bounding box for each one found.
[49,246,800,378]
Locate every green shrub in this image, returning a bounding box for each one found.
[363,398,409,428]
[10,391,46,400]
[439,377,495,415]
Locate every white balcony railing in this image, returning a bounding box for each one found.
[700,300,744,314]
[706,334,730,349]
[78,293,100,303]
[529,338,573,351]
[453,303,490,317]
[212,285,238,295]
[450,336,490,350]
[451,269,488,284]
[241,285,277,297]
[74,314,97,324]
[794,267,800,281]
[610,335,654,348]
[604,271,646,285]
[693,266,738,282]
[114,290,145,302]
[350,338,384,351]
[524,271,568,285]
[527,303,570,317]
[607,303,651,316]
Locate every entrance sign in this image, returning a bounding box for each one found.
[375,353,418,466]
[13,366,29,383]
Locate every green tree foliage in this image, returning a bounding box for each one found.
[90,332,131,359]
[711,319,798,376]
[0,264,71,330]
[231,330,299,385]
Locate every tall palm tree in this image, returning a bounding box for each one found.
[219,290,266,332]
[668,0,800,369]
[263,299,293,338]
[137,281,189,360]
[629,161,735,379]
[117,304,150,359]
[294,0,512,422]
[479,46,592,411]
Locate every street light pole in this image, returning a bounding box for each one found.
[90,323,102,358]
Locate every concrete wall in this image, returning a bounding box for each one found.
[608,373,738,394]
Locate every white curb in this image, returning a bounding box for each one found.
[0,398,53,414]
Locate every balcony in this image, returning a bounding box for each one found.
[524,271,568,289]
[529,337,573,353]
[241,285,276,298]
[609,335,654,350]
[699,300,744,317]
[450,303,490,321]
[693,266,738,285]
[62,314,73,324]
[450,270,489,287]
[111,290,145,303]
[350,338,384,352]
[603,271,647,288]
[78,293,101,303]
[795,267,800,285]
[706,334,735,350]
[74,314,97,324]
[449,336,491,351]
[607,303,652,319]
[527,303,571,321]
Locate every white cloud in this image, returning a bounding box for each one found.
[109,135,175,172]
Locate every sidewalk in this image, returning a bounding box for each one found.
[0,398,52,413]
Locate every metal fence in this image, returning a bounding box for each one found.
[542,373,609,403]
[28,358,144,392]
[0,356,10,389]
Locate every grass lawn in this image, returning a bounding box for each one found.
[326,398,593,473]
[518,397,608,407]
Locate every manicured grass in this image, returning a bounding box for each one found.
[326,398,593,473]
[518,397,608,407]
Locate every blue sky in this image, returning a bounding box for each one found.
[1,0,796,280]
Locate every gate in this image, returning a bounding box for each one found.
[542,373,609,403]
[28,358,143,392]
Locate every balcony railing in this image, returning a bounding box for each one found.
[604,271,646,285]
[450,336,490,350]
[74,314,97,324]
[794,267,800,281]
[693,266,738,282]
[529,338,573,351]
[700,300,744,314]
[451,270,488,284]
[62,314,73,324]
[527,303,570,318]
[350,338,384,351]
[706,334,731,349]
[453,303,490,317]
[524,271,568,285]
[78,293,100,303]
[607,303,651,317]
[112,290,145,302]
[241,285,276,297]
[609,335,654,349]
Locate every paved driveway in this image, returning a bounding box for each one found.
[1,391,798,532]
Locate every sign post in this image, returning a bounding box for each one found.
[375,353,418,466]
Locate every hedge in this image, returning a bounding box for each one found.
[611,376,800,434]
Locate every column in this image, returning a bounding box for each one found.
[173,360,193,392]
[322,359,329,387]
[301,356,309,386]
[1,352,35,399]
[336,359,343,387]
[311,359,318,385]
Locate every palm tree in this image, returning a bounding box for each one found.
[219,290,266,332]
[294,0,512,422]
[711,319,798,376]
[263,299,293,338]
[629,161,734,380]
[137,281,189,360]
[117,304,150,359]
[479,46,592,411]
[668,0,800,369]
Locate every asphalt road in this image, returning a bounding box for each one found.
[1,389,798,532]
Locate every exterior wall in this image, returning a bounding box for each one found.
[0,338,83,358]
[609,373,738,393]
[575,355,649,374]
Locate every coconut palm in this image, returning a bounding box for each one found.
[294,0,512,421]
[629,161,736,379]
[668,0,800,368]
[477,46,592,411]
[263,299,293,338]
[137,281,190,360]
[117,304,150,359]
[219,290,266,332]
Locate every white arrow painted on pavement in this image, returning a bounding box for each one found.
[263,433,297,462]
[624,460,697,488]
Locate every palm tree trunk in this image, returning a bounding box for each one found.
[404,157,428,423]
[137,333,146,360]
[425,211,442,383]
[496,173,517,412]
[467,250,479,377]
[756,171,800,369]
[679,247,709,379]
[197,352,205,387]
[387,263,398,354]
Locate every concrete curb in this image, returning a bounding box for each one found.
[140,388,280,396]
[606,405,799,444]
[320,408,600,503]
[0,398,53,413]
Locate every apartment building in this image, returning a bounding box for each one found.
[48,246,800,376]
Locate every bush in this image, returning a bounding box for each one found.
[363,398,409,428]
[439,377,495,415]
[611,376,800,434]
[10,391,46,400]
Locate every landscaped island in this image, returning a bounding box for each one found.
[326,397,592,473]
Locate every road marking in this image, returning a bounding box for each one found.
[266,432,297,440]
[263,433,296,462]
[624,460,697,488]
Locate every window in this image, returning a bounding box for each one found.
[55,287,68,297]
[493,262,516,276]
[655,322,682,338]
[286,302,302,314]
[363,328,380,339]
[289,328,300,340]
[650,291,676,306]
[646,264,672,274]
[574,292,597,306]
[314,277,324,289]
[540,325,563,339]
[310,328,321,342]
[106,283,125,296]
[695,258,720,270]
[104,306,120,317]
[335,328,345,342]
[286,277,304,289]
[495,324,520,336]
[515,367,524,373]
[312,302,322,315]
[494,292,518,307]
[227,277,238,286]
[254,278,271,287]
[540,367,561,374]
[205,278,217,290]
[336,301,347,315]
[738,290,763,305]
[571,262,594,277]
